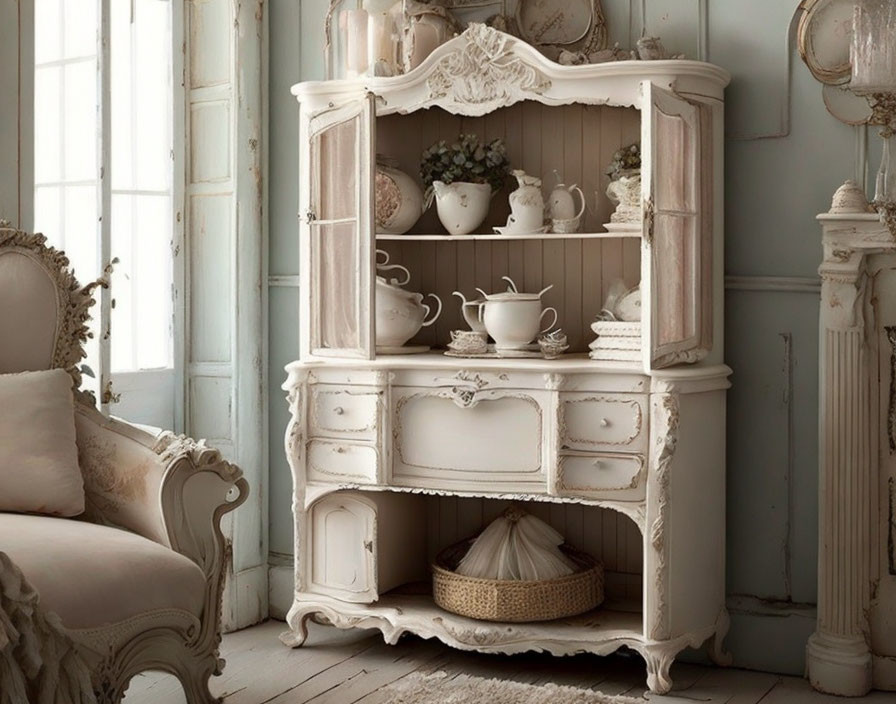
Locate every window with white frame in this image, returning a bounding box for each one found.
[34,0,178,427]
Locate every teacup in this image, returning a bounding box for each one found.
[448,330,488,354]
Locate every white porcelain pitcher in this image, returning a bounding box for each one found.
[502,170,545,233]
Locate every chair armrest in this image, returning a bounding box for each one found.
[74,402,249,566]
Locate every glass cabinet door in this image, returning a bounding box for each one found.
[305,94,375,359]
[641,81,713,370]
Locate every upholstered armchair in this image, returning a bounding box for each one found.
[0,226,249,704]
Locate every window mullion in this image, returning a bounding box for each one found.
[130,12,139,371]
[97,0,112,411]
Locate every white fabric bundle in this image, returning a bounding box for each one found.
[455,506,578,581]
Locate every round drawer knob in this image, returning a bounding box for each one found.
[333,406,345,415]
[592,459,602,468]
[600,418,610,427]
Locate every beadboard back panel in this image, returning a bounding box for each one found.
[425,495,644,604]
[376,103,642,353]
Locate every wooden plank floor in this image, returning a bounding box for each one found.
[122,620,896,704]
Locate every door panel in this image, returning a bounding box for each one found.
[308,494,377,602]
[641,82,712,370]
[307,95,375,359]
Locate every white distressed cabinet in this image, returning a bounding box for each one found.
[807,181,896,695]
[281,25,732,694]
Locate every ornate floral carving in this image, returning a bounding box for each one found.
[649,394,680,641]
[0,227,107,391]
[426,24,551,115]
[878,201,896,244]
[153,432,242,483]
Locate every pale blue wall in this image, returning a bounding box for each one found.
[267,0,864,674]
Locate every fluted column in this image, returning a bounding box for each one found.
[807,250,873,696]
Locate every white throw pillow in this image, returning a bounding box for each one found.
[0,369,84,516]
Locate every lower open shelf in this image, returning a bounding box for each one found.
[288,586,644,657]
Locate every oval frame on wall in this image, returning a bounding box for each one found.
[515,0,608,61]
[796,0,855,86]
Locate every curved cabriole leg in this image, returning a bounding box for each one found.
[178,668,219,704]
[280,609,313,648]
[642,646,675,694]
[708,609,733,666]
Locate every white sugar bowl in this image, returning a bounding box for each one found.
[476,276,558,350]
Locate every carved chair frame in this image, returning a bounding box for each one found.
[0,226,249,704]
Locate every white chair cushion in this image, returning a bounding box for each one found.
[0,514,207,630]
[0,369,84,516]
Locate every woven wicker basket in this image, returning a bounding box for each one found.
[432,541,604,622]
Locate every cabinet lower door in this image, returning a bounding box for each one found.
[307,494,377,602]
[391,386,549,491]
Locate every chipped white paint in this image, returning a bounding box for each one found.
[808,181,896,695]
[281,31,731,692]
[182,0,268,631]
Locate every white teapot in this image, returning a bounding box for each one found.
[376,278,442,347]
[547,173,586,233]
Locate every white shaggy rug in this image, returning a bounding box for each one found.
[379,670,644,703]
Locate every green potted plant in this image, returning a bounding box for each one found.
[420,134,510,235]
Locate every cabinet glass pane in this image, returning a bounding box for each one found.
[653,213,696,346]
[313,221,360,351]
[314,117,358,221]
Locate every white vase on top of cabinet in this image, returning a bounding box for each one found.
[282,23,731,695]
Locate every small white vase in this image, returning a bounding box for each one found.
[431,181,491,236]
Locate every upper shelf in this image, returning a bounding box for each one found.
[376,230,641,241]
[291,24,731,116]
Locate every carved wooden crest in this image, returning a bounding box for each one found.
[426,24,552,116]
[0,226,105,391]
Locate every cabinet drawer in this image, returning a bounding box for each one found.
[557,453,646,500]
[307,440,378,484]
[309,386,380,439]
[391,386,548,491]
[560,393,647,452]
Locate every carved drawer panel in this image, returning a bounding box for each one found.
[391,386,549,491]
[557,453,646,501]
[307,439,378,484]
[560,393,647,453]
[309,385,380,440]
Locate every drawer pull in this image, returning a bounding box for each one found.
[333,406,345,415]
[600,418,610,427]
[334,446,345,454]
[363,540,373,553]
[592,459,603,468]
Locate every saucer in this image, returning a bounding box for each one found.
[488,342,540,352]
[492,225,551,236]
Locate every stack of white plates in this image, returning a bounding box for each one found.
[589,321,641,361]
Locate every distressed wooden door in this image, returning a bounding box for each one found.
[640,81,713,370]
[303,95,375,359]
